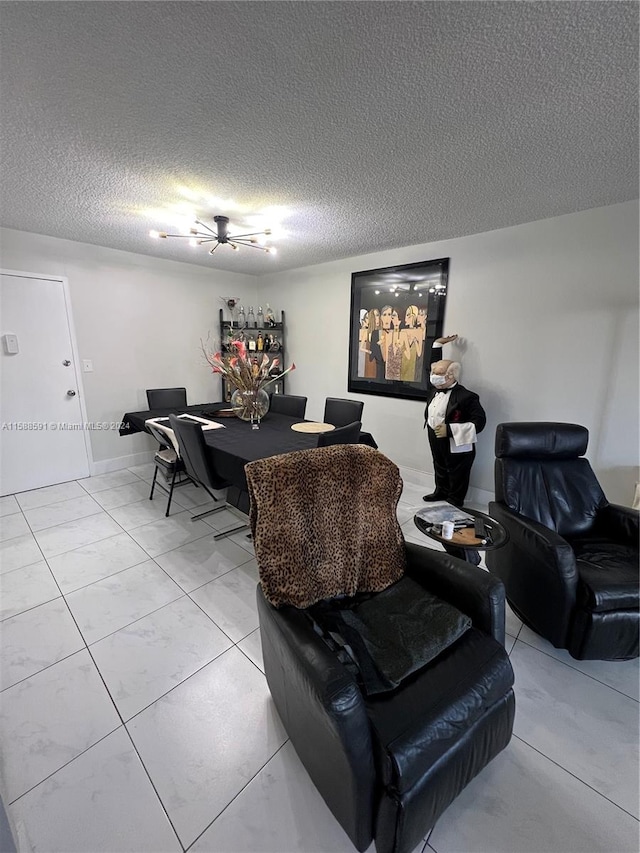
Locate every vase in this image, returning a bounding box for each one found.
[230,387,270,424]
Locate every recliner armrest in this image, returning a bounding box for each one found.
[488,503,578,586]
[404,542,507,645]
[486,502,578,648]
[593,503,639,545]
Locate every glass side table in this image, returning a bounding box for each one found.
[414,506,509,565]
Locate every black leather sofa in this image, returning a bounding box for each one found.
[486,422,639,660]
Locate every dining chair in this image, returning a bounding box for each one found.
[146,387,187,409]
[269,393,308,419]
[323,397,364,427]
[168,414,250,539]
[317,421,362,447]
[145,418,188,517]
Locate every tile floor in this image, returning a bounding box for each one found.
[0,470,638,853]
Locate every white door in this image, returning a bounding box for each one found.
[0,272,90,496]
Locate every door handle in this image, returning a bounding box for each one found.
[67,390,76,396]
[62,360,71,366]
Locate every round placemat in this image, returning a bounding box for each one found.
[291,422,336,434]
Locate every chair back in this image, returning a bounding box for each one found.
[146,387,187,409]
[323,397,364,427]
[494,422,607,537]
[145,418,180,456]
[168,414,226,490]
[317,421,362,447]
[269,394,308,418]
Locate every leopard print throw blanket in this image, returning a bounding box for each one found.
[245,444,406,608]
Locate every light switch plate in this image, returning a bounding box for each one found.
[82,359,93,372]
[2,333,19,354]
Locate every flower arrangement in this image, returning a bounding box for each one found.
[201,338,296,421]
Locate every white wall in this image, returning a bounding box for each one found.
[259,201,639,506]
[2,202,638,504]
[0,228,257,469]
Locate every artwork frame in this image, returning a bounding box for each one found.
[347,257,450,401]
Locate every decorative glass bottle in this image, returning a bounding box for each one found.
[247,306,256,328]
[256,306,264,327]
[237,305,246,328]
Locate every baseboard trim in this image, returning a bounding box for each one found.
[89,450,156,476]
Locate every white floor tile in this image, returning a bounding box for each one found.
[0,598,84,691]
[202,506,251,534]
[91,597,232,720]
[0,512,30,542]
[510,640,639,817]
[504,634,516,655]
[22,494,102,532]
[14,481,87,511]
[9,727,181,853]
[428,737,639,853]
[155,533,254,593]
[90,480,152,510]
[397,501,417,526]
[190,740,359,852]
[126,511,213,557]
[0,533,43,574]
[77,470,141,494]
[47,532,149,593]
[237,627,264,673]
[400,482,432,506]
[0,495,20,517]
[227,529,255,555]
[0,561,60,621]
[65,560,184,645]
[127,647,287,848]
[190,560,260,642]
[171,483,226,510]
[1,473,638,853]
[517,624,640,701]
[127,462,158,482]
[0,650,120,802]
[107,498,184,530]
[34,512,123,558]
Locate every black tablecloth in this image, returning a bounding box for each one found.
[120,403,228,436]
[120,406,377,491]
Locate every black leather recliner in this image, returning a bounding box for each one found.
[486,422,639,661]
[248,445,515,853]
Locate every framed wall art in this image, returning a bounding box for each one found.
[347,257,450,401]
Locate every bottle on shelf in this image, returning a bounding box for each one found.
[265,304,276,326]
[257,333,264,352]
[256,306,264,327]
[237,305,246,328]
[247,306,256,328]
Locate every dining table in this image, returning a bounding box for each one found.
[120,404,378,507]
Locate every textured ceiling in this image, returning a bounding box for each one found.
[1,1,637,275]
